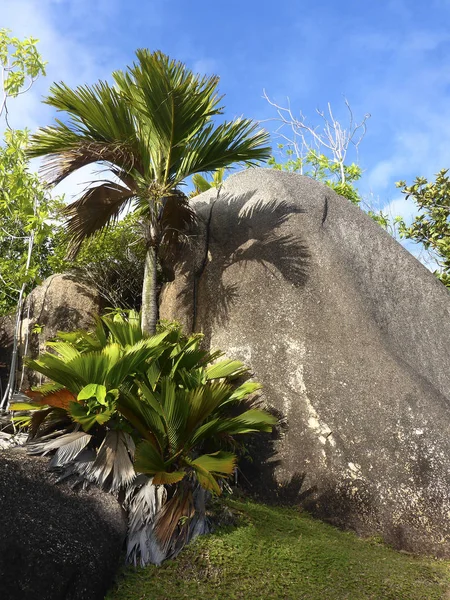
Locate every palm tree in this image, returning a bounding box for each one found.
[28,50,271,333]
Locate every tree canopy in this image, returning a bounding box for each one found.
[28,49,271,333]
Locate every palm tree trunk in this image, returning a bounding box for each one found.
[141,243,158,335]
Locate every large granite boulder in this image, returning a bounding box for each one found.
[0,449,126,600]
[160,168,450,556]
[14,274,101,388]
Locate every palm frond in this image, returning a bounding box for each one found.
[205,359,248,380]
[191,451,236,476]
[63,182,136,259]
[29,80,146,171]
[45,341,81,362]
[116,49,223,181]
[125,475,167,566]
[174,118,271,184]
[186,381,232,431]
[27,430,91,456]
[85,430,136,492]
[49,431,92,468]
[134,439,168,475]
[24,387,77,411]
[159,191,197,251]
[192,173,212,194]
[154,484,194,553]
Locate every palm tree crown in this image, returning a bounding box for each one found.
[28,50,271,332]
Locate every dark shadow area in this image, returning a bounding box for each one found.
[0,451,126,600]
[235,405,317,507]
[170,190,311,342]
[0,316,13,401]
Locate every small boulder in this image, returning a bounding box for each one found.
[19,274,102,387]
[0,449,127,600]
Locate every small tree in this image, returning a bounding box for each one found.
[12,313,276,564]
[0,30,51,410]
[268,145,363,205]
[29,50,271,336]
[263,92,370,197]
[396,170,450,288]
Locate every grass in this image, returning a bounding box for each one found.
[107,500,450,600]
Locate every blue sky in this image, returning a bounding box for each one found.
[3,0,450,264]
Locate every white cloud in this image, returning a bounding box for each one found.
[381,195,418,226]
[2,0,125,200]
[2,0,122,131]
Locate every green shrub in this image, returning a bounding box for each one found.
[11,311,276,564]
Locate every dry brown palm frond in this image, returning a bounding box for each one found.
[154,483,195,553]
[40,140,143,187]
[64,182,136,259]
[125,475,167,566]
[83,430,136,493]
[158,191,197,270]
[27,430,92,457]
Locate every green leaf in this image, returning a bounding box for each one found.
[152,471,185,485]
[10,402,42,411]
[191,451,236,475]
[205,359,247,380]
[189,461,221,495]
[69,401,98,432]
[134,439,167,474]
[78,383,107,404]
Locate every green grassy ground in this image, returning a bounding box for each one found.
[107,500,450,600]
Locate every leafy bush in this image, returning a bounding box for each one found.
[49,213,146,311]
[269,147,363,205]
[11,311,276,564]
[396,170,450,288]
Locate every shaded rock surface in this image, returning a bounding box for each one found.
[0,449,126,600]
[1,273,102,390]
[0,314,14,397]
[160,168,450,556]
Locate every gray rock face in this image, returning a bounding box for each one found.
[0,449,127,600]
[17,274,101,388]
[0,314,14,396]
[160,168,450,556]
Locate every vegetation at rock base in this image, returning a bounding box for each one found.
[107,500,450,600]
[11,312,276,565]
[50,213,146,311]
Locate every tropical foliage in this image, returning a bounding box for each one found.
[0,129,64,316]
[50,213,146,310]
[190,167,225,198]
[396,170,450,288]
[11,312,276,565]
[269,146,363,205]
[0,31,56,410]
[0,28,46,118]
[28,50,271,334]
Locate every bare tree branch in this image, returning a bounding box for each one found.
[263,90,370,184]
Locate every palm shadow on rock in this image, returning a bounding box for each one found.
[166,189,311,345]
[236,405,317,507]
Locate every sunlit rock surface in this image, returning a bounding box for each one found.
[160,168,450,556]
